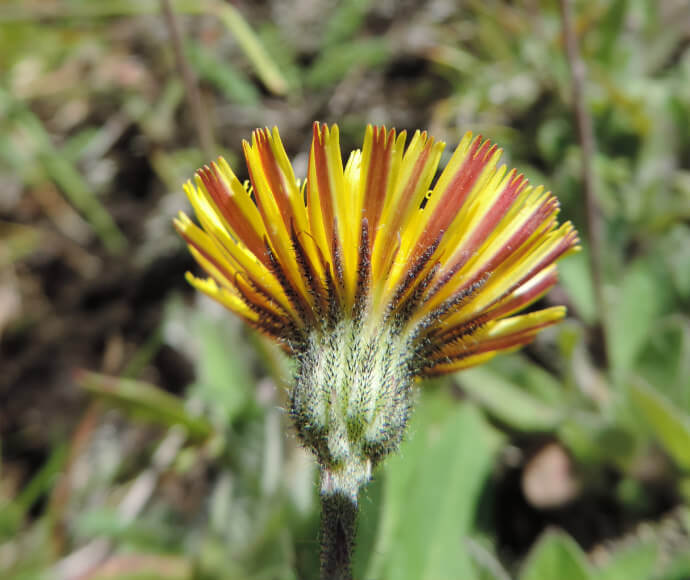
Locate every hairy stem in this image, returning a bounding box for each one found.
[320,489,358,580]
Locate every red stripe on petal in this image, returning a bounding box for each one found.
[451,195,561,297]
[469,322,556,355]
[374,135,435,277]
[177,226,296,322]
[486,268,559,320]
[429,318,559,368]
[434,173,528,295]
[483,226,579,311]
[251,128,293,228]
[483,197,561,273]
[176,228,239,289]
[363,126,395,246]
[387,136,433,233]
[310,122,336,247]
[417,138,496,252]
[198,165,268,263]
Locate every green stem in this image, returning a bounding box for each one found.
[320,489,358,580]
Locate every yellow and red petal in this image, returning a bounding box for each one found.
[176,122,578,361]
[421,307,566,376]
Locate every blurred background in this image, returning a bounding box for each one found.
[2,0,690,578]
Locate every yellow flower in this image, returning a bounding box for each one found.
[175,122,579,493]
[176,123,578,372]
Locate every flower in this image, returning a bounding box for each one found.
[175,122,579,495]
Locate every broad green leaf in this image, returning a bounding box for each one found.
[636,318,690,413]
[520,530,592,580]
[466,536,512,580]
[77,370,213,440]
[485,355,564,407]
[358,390,503,580]
[191,312,257,425]
[557,248,597,325]
[163,296,259,426]
[457,365,562,431]
[629,380,690,471]
[609,258,667,379]
[663,551,690,580]
[559,416,636,468]
[596,0,628,65]
[352,472,384,580]
[658,224,690,300]
[591,540,658,580]
[537,117,572,164]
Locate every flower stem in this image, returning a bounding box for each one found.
[320,489,358,580]
[160,0,214,160]
[559,0,609,366]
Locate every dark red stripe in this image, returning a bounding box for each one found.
[309,122,336,250]
[252,128,293,228]
[363,126,395,247]
[198,165,268,264]
[415,138,495,255]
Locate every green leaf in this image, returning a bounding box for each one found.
[658,224,690,300]
[75,508,175,548]
[557,248,597,325]
[162,296,261,427]
[76,370,213,440]
[322,0,371,48]
[185,41,260,106]
[15,443,67,515]
[214,2,288,95]
[628,379,690,471]
[609,258,667,379]
[305,38,389,89]
[537,117,572,164]
[357,390,504,580]
[596,0,628,65]
[559,416,636,468]
[466,536,512,580]
[663,550,690,580]
[520,530,592,580]
[457,365,562,431]
[635,318,690,413]
[591,540,658,580]
[191,312,257,426]
[0,87,126,253]
[486,355,564,407]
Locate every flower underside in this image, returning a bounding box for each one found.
[175,122,579,378]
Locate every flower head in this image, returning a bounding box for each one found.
[175,123,579,493]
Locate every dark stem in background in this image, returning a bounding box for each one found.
[559,0,609,367]
[320,492,358,580]
[160,0,215,159]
